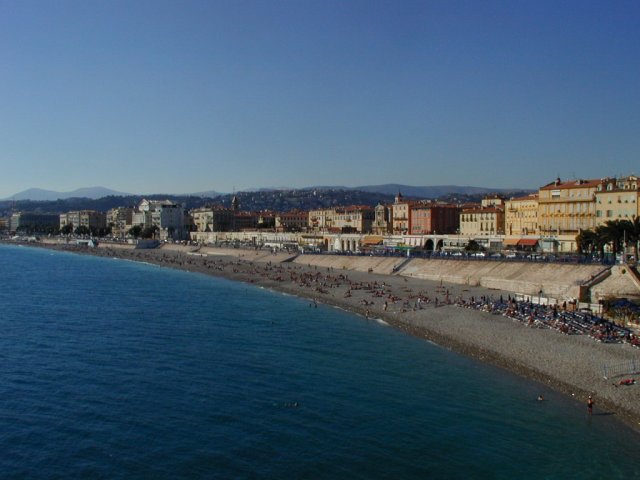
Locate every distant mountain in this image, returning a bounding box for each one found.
[189,189,224,197]
[348,184,531,198]
[6,186,131,201]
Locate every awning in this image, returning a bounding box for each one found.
[503,238,519,246]
[362,235,384,246]
[518,239,539,247]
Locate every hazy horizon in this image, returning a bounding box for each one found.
[2,1,639,198]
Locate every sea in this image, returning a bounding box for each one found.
[1,244,640,479]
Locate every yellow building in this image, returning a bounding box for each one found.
[391,192,416,234]
[505,193,539,236]
[459,206,505,236]
[538,178,605,236]
[309,206,374,233]
[595,176,640,225]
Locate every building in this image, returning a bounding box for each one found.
[308,206,374,233]
[481,194,505,208]
[135,199,185,240]
[9,212,59,234]
[505,193,539,236]
[256,212,276,229]
[459,205,505,237]
[372,203,392,235]
[191,207,235,232]
[538,178,604,236]
[233,211,259,231]
[410,203,460,235]
[60,210,107,234]
[107,207,134,238]
[595,176,640,225]
[391,192,414,235]
[275,210,308,232]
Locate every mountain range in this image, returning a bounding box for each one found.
[4,187,131,201]
[5,184,529,201]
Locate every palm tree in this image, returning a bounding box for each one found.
[595,221,622,256]
[627,216,640,262]
[576,229,597,255]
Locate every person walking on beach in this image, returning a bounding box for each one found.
[587,395,594,415]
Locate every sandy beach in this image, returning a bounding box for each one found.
[22,241,640,432]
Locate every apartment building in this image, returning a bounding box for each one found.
[275,210,308,232]
[308,206,374,233]
[595,176,640,225]
[191,206,234,232]
[538,178,604,235]
[60,210,107,232]
[9,212,59,233]
[107,207,134,238]
[410,203,460,235]
[459,206,505,236]
[505,193,539,236]
[135,199,185,239]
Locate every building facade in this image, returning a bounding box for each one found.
[191,207,235,233]
[505,193,539,236]
[595,176,640,225]
[107,207,134,238]
[459,206,505,236]
[9,213,60,234]
[372,203,392,235]
[308,206,374,233]
[538,178,604,236]
[60,210,107,233]
[410,204,460,235]
[275,210,308,232]
[136,199,186,239]
[391,192,414,235]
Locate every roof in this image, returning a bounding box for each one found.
[509,193,539,202]
[462,206,504,214]
[539,178,605,190]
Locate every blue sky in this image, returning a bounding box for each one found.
[1,0,639,197]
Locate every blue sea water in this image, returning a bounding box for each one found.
[1,245,640,479]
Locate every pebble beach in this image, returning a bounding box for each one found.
[31,242,640,432]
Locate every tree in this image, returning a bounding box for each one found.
[74,225,90,236]
[141,225,159,239]
[627,216,640,261]
[128,225,142,238]
[60,223,74,235]
[465,239,484,252]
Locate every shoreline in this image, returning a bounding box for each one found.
[10,241,640,433]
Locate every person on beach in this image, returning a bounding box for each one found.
[587,395,594,415]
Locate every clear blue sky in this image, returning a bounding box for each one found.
[1,0,639,197]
